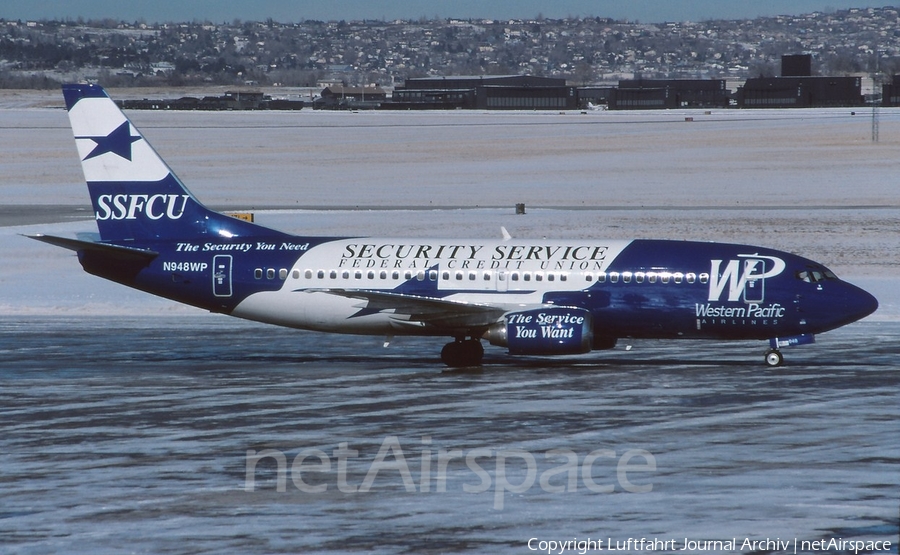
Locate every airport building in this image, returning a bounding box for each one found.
[881,75,900,106]
[736,76,863,107]
[607,79,729,110]
[390,75,577,110]
[735,54,864,108]
[316,85,387,109]
[118,91,304,110]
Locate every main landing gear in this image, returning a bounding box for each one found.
[764,348,784,367]
[441,338,484,367]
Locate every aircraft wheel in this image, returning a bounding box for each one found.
[462,338,484,363]
[441,339,484,367]
[764,349,784,367]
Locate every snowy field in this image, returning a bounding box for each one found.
[1,97,898,553]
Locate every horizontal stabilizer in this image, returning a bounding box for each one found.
[26,234,159,263]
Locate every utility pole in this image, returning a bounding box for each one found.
[872,51,880,143]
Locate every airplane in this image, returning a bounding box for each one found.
[30,83,878,367]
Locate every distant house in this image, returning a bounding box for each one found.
[150,62,175,75]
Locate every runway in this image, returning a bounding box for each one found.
[1,315,897,553]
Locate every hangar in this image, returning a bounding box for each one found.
[391,75,577,110]
[881,75,900,106]
[735,54,864,108]
[607,79,729,110]
[736,76,863,107]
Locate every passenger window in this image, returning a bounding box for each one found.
[560,274,567,282]
[254,268,263,279]
[429,270,438,281]
[535,273,543,282]
[622,272,632,283]
[547,273,555,282]
[354,271,362,279]
[511,273,519,282]
[456,271,464,281]
[598,273,606,283]
[635,272,644,283]
[674,273,683,284]
[483,272,491,281]
[392,271,400,280]
[329,270,337,279]
[266,268,275,280]
[686,273,696,284]
[609,272,619,283]
[699,273,709,284]
[380,271,387,280]
[442,271,450,281]
[342,271,350,279]
[315,270,323,279]
[416,271,425,281]
[279,269,288,280]
[305,270,313,279]
[648,272,657,283]
[523,273,531,282]
[468,272,476,281]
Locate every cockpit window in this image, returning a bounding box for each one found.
[797,266,838,283]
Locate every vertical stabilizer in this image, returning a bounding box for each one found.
[63,84,270,243]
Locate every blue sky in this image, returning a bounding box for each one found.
[4,1,879,24]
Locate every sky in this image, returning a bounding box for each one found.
[2,1,881,24]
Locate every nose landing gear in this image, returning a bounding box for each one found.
[764,348,784,367]
[765,334,815,367]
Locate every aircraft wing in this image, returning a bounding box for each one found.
[306,288,513,330]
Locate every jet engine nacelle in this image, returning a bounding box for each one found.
[485,307,593,355]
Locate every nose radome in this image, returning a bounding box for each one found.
[840,282,879,324]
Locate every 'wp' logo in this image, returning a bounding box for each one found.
[95,193,190,221]
[708,254,785,302]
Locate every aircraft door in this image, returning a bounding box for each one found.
[743,258,765,303]
[213,255,233,297]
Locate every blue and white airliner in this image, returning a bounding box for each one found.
[31,84,878,367]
